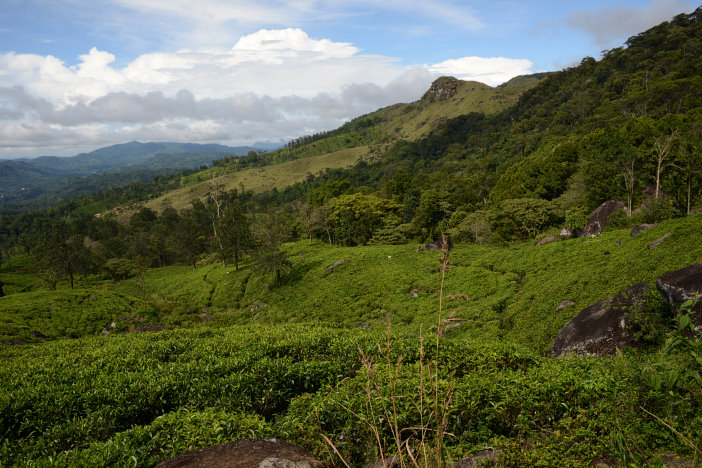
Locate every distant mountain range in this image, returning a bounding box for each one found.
[0,141,275,212]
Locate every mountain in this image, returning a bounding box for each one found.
[18,141,252,174]
[0,142,264,213]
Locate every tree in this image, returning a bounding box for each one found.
[34,221,91,289]
[175,215,205,270]
[500,198,553,239]
[618,151,638,217]
[253,213,291,287]
[652,129,680,199]
[218,201,252,270]
[679,122,702,215]
[294,200,314,243]
[311,204,334,244]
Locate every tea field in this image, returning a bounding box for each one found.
[1,214,701,466]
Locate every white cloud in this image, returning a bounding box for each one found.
[0,28,531,157]
[427,56,534,87]
[567,0,694,47]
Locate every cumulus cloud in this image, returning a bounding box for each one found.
[567,0,694,47]
[427,57,534,87]
[0,28,531,157]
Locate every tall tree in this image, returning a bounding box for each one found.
[218,201,252,270]
[34,221,91,289]
[652,129,680,199]
[253,213,291,287]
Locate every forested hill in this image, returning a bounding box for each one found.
[1,8,701,255]
[0,142,262,213]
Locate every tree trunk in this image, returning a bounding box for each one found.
[276,269,281,287]
[656,160,662,199]
[69,270,74,289]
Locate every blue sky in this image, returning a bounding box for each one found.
[0,0,696,157]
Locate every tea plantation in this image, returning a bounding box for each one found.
[1,215,701,466]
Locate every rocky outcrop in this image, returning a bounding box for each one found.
[550,283,650,356]
[630,223,656,237]
[325,259,345,272]
[156,438,330,468]
[453,449,504,467]
[656,264,702,331]
[559,226,573,238]
[648,232,671,249]
[580,200,625,237]
[557,300,575,311]
[535,236,557,246]
[422,76,463,104]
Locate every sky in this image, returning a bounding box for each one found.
[0,0,696,158]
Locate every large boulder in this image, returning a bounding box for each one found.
[156,438,330,468]
[580,200,625,237]
[656,264,702,331]
[550,283,650,356]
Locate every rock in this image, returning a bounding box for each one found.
[424,238,453,251]
[453,449,504,467]
[656,264,702,331]
[630,223,656,237]
[131,325,166,334]
[325,259,345,273]
[535,235,557,246]
[658,453,695,467]
[363,456,400,468]
[259,458,317,468]
[581,200,625,237]
[648,232,671,249]
[354,322,372,330]
[4,339,27,346]
[101,322,116,335]
[30,330,48,340]
[550,283,650,356]
[250,302,268,311]
[422,76,464,103]
[557,300,575,311]
[156,438,330,468]
[410,288,419,298]
[559,226,573,237]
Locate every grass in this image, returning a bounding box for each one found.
[370,76,543,141]
[145,147,369,212]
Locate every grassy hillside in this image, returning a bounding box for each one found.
[371,75,547,141]
[6,213,696,352]
[138,75,545,214]
[144,146,370,212]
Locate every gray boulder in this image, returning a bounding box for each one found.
[551,283,650,356]
[580,200,625,237]
[535,235,557,246]
[630,223,656,237]
[325,259,345,272]
[656,264,702,331]
[453,449,504,467]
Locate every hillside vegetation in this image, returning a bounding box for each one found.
[1,8,702,468]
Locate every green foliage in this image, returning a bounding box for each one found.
[499,198,555,239]
[0,289,144,343]
[103,258,137,281]
[449,211,492,244]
